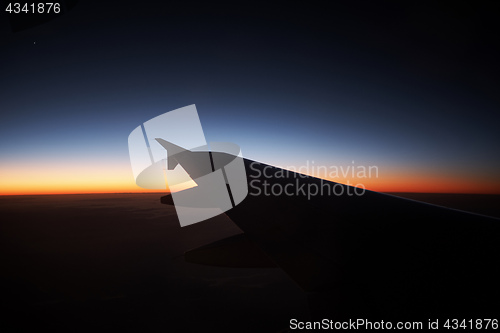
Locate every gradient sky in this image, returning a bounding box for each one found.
[1,1,499,195]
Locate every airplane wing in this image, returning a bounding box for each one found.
[168,158,500,320]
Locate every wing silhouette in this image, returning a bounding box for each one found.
[167,157,500,320]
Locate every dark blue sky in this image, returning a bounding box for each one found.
[1,1,499,193]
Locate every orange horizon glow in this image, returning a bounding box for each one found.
[1,186,498,196]
[0,160,191,196]
[1,161,499,196]
[1,179,498,196]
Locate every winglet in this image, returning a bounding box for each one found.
[155,138,189,170]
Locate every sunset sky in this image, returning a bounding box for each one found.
[1,2,499,195]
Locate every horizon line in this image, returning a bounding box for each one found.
[1,191,500,197]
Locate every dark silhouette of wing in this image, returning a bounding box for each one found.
[221,159,500,320]
[162,157,499,320]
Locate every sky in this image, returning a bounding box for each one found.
[1,1,499,195]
